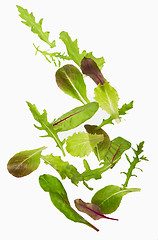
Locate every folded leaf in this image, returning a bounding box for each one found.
[56,64,89,104]
[81,58,105,85]
[59,31,105,69]
[39,174,99,231]
[94,82,120,122]
[52,102,99,132]
[84,124,110,161]
[74,199,118,221]
[42,154,81,185]
[7,146,46,177]
[66,132,104,157]
[92,185,140,214]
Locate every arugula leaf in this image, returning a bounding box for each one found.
[7,147,46,177]
[52,102,99,132]
[92,185,140,214]
[39,174,99,231]
[55,64,90,104]
[74,199,118,221]
[26,102,65,156]
[94,82,120,122]
[66,132,104,157]
[59,31,105,69]
[42,154,81,186]
[17,5,55,48]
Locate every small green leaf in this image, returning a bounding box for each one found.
[66,132,104,157]
[55,64,89,104]
[118,101,134,116]
[7,147,46,177]
[52,102,99,132]
[92,185,140,214]
[94,82,120,122]
[39,174,99,231]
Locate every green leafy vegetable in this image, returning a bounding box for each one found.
[52,102,99,132]
[94,82,120,122]
[92,185,140,214]
[55,64,89,104]
[66,132,104,157]
[39,174,99,231]
[74,199,118,221]
[7,147,46,177]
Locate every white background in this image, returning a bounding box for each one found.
[1,0,158,239]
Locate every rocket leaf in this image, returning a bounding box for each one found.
[39,174,99,231]
[92,185,140,214]
[7,146,46,177]
[55,64,90,104]
[66,132,104,157]
[52,102,99,132]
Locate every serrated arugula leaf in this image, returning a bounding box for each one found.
[39,174,99,231]
[94,82,120,122]
[42,154,81,185]
[26,102,65,156]
[17,5,55,48]
[55,64,90,103]
[66,132,104,157]
[59,31,105,69]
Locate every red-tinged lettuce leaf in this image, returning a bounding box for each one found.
[81,57,105,85]
[74,199,118,221]
[7,146,46,177]
[55,64,89,104]
[39,174,99,231]
[52,102,99,132]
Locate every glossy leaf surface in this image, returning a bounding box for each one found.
[56,64,89,104]
[7,147,46,177]
[39,174,99,231]
[92,185,140,214]
[52,102,99,132]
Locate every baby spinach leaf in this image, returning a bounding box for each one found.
[26,102,65,156]
[56,64,90,104]
[74,199,118,221]
[42,154,81,186]
[66,132,104,157]
[7,146,46,177]
[39,174,99,231]
[92,185,140,214]
[94,82,120,122]
[52,102,99,132]
[17,6,56,48]
[84,124,110,161]
[81,57,105,85]
[59,31,105,69]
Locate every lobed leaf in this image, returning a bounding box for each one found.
[7,146,46,177]
[39,174,99,231]
[92,185,140,214]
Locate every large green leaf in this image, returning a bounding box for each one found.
[7,147,46,177]
[55,64,89,104]
[92,185,140,214]
[39,174,99,231]
[52,102,99,132]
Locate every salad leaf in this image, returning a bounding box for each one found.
[59,31,105,69]
[55,64,90,104]
[7,146,46,177]
[92,185,140,214]
[26,102,65,156]
[17,5,55,48]
[39,174,99,231]
[42,154,81,186]
[94,82,120,122]
[66,132,104,157]
[74,199,118,221]
[52,102,99,132]
[81,57,105,85]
